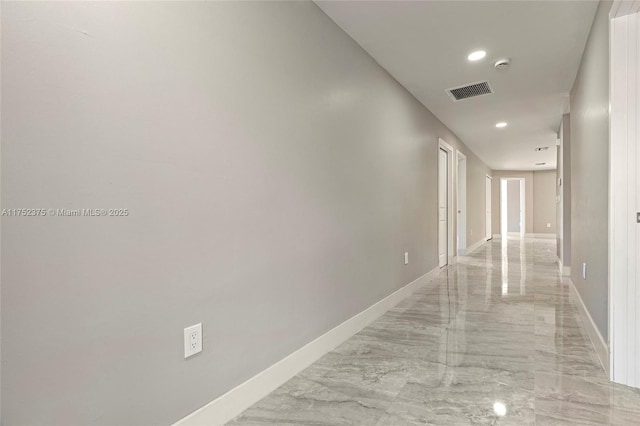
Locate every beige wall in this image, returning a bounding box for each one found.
[533,170,558,234]
[1,2,491,424]
[570,0,611,340]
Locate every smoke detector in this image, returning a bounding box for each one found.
[494,58,511,70]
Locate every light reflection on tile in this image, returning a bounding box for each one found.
[230,238,640,425]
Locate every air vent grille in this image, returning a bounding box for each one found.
[446,81,493,101]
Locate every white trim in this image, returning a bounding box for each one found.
[438,138,455,264]
[567,278,610,377]
[173,266,443,426]
[460,238,487,256]
[492,233,502,240]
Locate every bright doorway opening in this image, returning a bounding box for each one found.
[500,178,525,237]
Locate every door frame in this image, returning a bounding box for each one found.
[609,1,640,387]
[485,175,492,241]
[438,138,454,264]
[457,151,467,254]
[500,177,525,237]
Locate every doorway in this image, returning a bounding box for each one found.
[438,148,448,267]
[457,152,467,254]
[500,178,525,237]
[438,138,454,267]
[485,175,492,241]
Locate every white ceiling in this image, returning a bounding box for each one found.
[315,0,599,171]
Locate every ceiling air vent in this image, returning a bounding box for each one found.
[446,81,493,102]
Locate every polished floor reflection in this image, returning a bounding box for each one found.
[230,238,640,425]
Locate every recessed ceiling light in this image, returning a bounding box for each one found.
[468,50,487,61]
[495,122,507,128]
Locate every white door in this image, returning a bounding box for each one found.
[457,154,467,254]
[610,10,640,387]
[486,176,492,240]
[519,179,525,236]
[438,148,448,267]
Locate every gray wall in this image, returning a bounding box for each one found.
[507,180,522,232]
[465,156,493,246]
[570,0,611,341]
[1,2,491,424]
[533,170,558,234]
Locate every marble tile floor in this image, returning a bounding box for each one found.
[230,238,640,425]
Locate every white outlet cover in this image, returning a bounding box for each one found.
[404,252,409,265]
[184,323,202,358]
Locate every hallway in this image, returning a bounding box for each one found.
[232,239,640,425]
[5,2,640,423]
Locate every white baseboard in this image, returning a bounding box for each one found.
[459,238,487,256]
[557,258,571,276]
[173,266,442,426]
[566,277,610,377]
[525,233,556,239]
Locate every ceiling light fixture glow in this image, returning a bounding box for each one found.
[493,402,507,417]
[468,50,487,61]
[495,122,507,128]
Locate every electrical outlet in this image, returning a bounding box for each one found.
[404,252,409,265]
[184,323,202,358]
[582,263,587,280]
